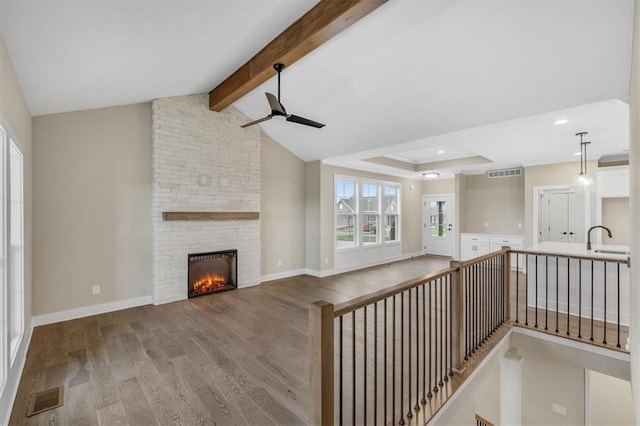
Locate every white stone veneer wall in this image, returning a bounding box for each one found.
[151,94,260,305]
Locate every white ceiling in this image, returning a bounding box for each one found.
[0,0,634,175]
[0,0,319,116]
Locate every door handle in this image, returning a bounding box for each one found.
[569,232,575,235]
[562,232,567,235]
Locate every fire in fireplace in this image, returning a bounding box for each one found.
[188,249,237,298]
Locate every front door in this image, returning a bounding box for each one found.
[423,195,455,257]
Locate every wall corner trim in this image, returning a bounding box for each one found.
[32,295,152,327]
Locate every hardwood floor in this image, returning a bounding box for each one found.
[9,256,451,425]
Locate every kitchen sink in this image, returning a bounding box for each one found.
[594,249,629,255]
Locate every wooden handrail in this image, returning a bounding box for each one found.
[475,413,496,426]
[333,268,453,317]
[509,248,629,264]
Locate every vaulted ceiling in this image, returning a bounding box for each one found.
[0,0,634,175]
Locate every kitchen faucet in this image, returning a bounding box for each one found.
[586,225,613,250]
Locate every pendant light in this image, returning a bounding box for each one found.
[570,131,595,192]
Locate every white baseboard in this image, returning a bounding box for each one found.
[1,322,33,426]
[260,269,306,283]
[308,251,426,278]
[32,295,152,327]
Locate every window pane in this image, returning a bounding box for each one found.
[429,200,449,238]
[9,141,23,364]
[336,179,356,248]
[361,183,379,245]
[361,183,378,213]
[362,215,378,245]
[384,185,398,214]
[385,215,398,242]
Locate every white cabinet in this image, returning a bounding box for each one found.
[460,234,490,260]
[597,166,629,198]
[461,233,524,271]
[490,235,524,271]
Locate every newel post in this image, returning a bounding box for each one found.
[450,260,466,373]
[309,300,335,425]
[502,247,512,322]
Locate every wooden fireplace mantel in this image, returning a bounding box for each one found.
[162,212,260,221]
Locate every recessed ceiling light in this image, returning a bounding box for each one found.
[573,152,582,156]
[437,150,445,154]
[554,119,569,125]
[422,172,440,179]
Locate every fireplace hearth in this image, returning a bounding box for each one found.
[188,249,237,298]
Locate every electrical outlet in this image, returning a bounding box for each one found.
[277,259,282,267]
[325,258,329,265]
[484,221,489,228]
[552,403,567,416]
[92,285,101,296]
[518,222,523,229]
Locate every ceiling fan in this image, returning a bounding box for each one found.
[241,63,325,129]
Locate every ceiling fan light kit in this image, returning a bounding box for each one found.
[241,63,325,129]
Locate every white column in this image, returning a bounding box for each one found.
[500,348,523,426]
[630,0,640,422]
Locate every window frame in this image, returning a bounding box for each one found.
[0,120,25,395]
[334,174,401,252]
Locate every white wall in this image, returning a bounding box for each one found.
[630,0,640,421]
[0,33,32,426]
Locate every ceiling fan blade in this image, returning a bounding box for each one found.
[286,114,326,129]
[266,93,285,115]
[240,115,272,128]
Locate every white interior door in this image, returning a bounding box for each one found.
[568,191,586,243]
[547,193,569,242]
[423,195,455,257]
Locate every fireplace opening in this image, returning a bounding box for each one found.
[188,249,237,298]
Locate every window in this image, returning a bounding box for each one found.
[384,185,399,242]
[335,176,400,249]
[336,179,357,249]
[361,183,379,245]
[0,123,25,395]
[9,141,23,363]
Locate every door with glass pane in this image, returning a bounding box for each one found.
[423,195,455,257]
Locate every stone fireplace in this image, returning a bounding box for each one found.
[151,94,260,305]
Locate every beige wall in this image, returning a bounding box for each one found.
[261,132,305,276]
[33,103,152,315]
[589,370,635,425]
[305,161,322,271]
[422,177,455,195]
[602,197,630,246]
[461,173,524,235]
[0,33,33,423]
[512,333,585,425]
[317,164,424,270]
[523,160,597,247]
[475,362,501,425]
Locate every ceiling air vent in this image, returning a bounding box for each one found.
[487,168,523,179]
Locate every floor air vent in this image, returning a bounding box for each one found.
[487,167,523,178]
[27,386,64,417]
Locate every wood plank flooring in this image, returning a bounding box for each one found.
[9,256,450,425]
[9,256,628,425]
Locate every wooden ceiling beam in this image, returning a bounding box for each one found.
[209,0,388,112]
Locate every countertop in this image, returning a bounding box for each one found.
[524,241,629,261]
